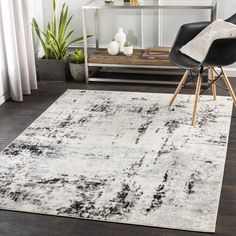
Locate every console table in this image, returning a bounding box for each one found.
[82,0,217,84]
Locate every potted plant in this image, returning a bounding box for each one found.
[123,41,133,56]
[32,0,92,81]
[69,50,86,82]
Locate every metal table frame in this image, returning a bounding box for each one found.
[82,0,217,84]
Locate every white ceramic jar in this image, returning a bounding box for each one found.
[107,40,119,55]
[115,28,126,52]
[123,45,133,56]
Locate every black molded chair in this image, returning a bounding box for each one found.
[169,14,236,125]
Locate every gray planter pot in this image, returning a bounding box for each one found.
[69,63,85,82]
[36,58,67,81]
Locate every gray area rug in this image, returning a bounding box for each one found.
[0,90,233,232]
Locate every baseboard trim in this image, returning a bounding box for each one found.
[0,91,10,106]
[217,68,236,77]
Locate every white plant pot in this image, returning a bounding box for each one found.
[107,40,119,55]
[115,27,126,52]
[123,46,133,56]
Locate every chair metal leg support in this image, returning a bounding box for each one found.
[192,73,202,126]
[208,67,217,100]
[168,70,190,107]
[221,69,236,107]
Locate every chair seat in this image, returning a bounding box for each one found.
[169,48,201,70]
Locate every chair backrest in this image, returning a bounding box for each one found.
[203,13,236,66]
[204,37,236,66]
[226,13,236,25]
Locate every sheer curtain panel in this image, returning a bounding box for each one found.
[0,0,37,102]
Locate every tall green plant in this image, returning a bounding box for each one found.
[32,0,92,60]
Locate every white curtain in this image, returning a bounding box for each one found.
[0,0,37,102]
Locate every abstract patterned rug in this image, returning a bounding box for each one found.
[0,90,233,232]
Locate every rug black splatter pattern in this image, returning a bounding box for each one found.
[0,90,233,232]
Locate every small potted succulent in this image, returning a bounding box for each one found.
[123,41,133,56]
[69,50,86,82]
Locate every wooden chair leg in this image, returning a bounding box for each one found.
[192,73,202,126]
[222,69,236,107]
[208,67,217,100]
[169,70,190,107]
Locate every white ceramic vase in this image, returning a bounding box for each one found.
[115,27,126,52]
[107,40,119,55]
[123,45,133,56]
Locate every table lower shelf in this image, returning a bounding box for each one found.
[86,68,209,86]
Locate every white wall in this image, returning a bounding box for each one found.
[40,0,236,75]
[41,0,232,46]
[0,61,9,105]
[0,70,9,105]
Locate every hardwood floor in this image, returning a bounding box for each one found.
[0,78,236,236]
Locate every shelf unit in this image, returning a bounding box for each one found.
[82,0,217,84]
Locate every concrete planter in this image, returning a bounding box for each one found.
[69,63,85,82]
[36,58,67,81]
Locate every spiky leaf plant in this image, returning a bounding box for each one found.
[32,0,92,60]
[70,50,85,64]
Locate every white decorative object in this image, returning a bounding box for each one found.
[115,27,126,52]
[123,43,133,56]
[180,19,236,62]
[107,40,119,55]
